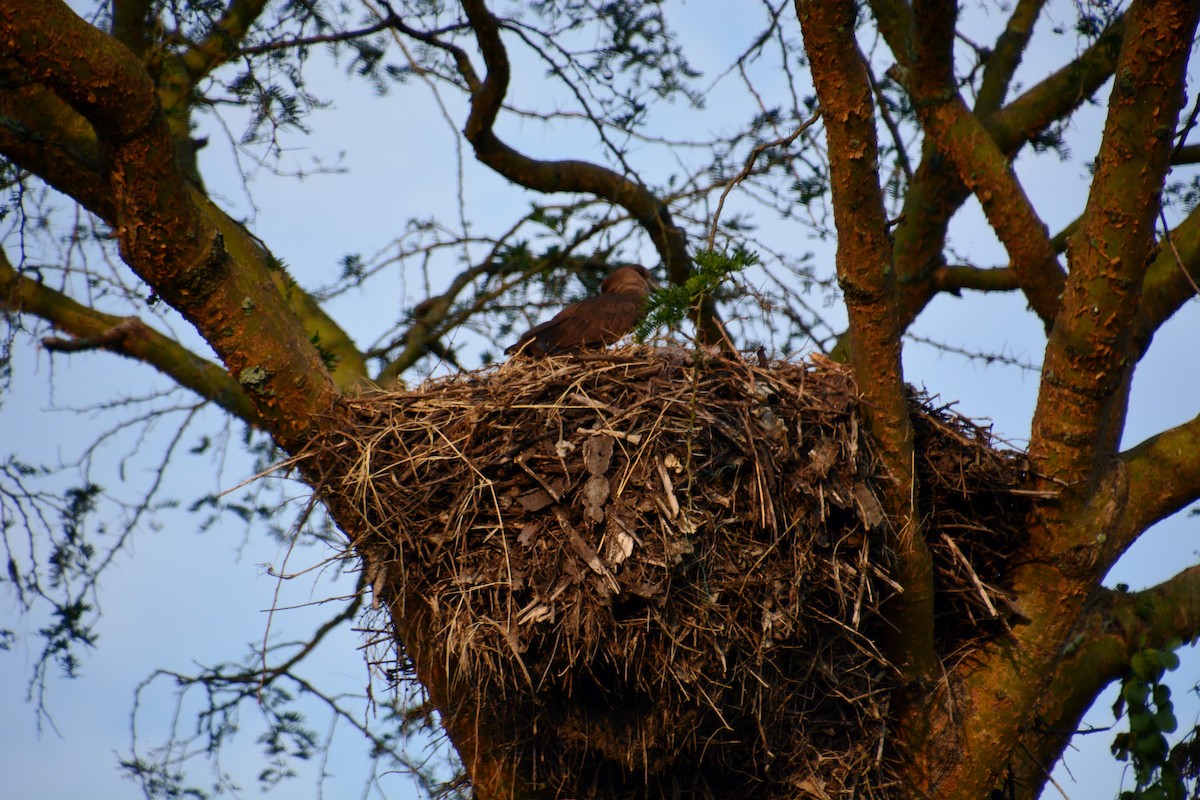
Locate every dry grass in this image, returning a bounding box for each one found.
[305,346,1028,799]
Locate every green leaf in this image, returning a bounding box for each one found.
[1124,682,1150,706]
[1154,710,1177,735]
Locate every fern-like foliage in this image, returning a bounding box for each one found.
[635,248,759,342]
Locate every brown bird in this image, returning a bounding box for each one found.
[505,264,658,356]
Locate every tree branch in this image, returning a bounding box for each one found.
[869,0,914,66]
[0,68,369,391]
[987,14,1125,150]
[1031,0,1199,499]
[903,0,1066,328]
[1011,569,1200,798]
[795,0,936,692]
[180,0,271,81]
[1111,413,1200,553]
[0,250,263,424]
[973,0,1045,116]
[883,10,1124,330]
[930,264,1020,294]
[0,63,114,219]
[913,5,1200,798]
[1134,205,1200,356]
[0,0,340,447]
[110,0,152,58]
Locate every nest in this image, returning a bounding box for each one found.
[308,347,1028,799]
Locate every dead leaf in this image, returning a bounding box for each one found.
[809,437,838,477]
[518,488,555,512]
[852,483,885,529]
[582,474,610,522]
[584,433,614,475]
[555,508,620,593]
[517,522,539,546]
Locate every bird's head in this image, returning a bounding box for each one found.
[600,264,659,296]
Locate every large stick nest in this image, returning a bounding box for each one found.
[307,347,1028,799]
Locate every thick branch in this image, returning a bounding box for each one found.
[189,190,371,390]
[904,0,1066,328]
[0,73,369,390]
[912,5,1200,798]
[930,264,1019,294]
[1011,570,1200,798]
[1112,413,1200,552]
[795,0,935,691]
[181,0,271,81]
[886,12,1124,330]
[1134,205,1200,355]
[0,251,262,425]
[987,14,1125,150]
[869,0,914,66]
[1031,0,1199,499]
[0,0,340,447]
[974,0,1045,116]
[110,0,152,57]
[0,62,114,218]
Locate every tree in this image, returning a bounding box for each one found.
[2,0,1199,798]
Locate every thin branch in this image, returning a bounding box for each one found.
[235,18,403,57]
[706,112,821,250]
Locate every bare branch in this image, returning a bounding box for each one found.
[1031,0,1199,496]
[1113,412,1200,550]
[916,6,1200,798]
[0,250,262,424]
[974,0,1045,116]
[931,264,1020,294]
[454,0,726,344]
[0,63,113,218]
[987,13,1125,151]
[902,0,1066,328]
[0,0,341,447]
[707,112,821,250]
[888,11,1125,330]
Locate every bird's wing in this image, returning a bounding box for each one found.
[506,294,646,355]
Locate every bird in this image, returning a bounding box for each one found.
[505,264,659,357]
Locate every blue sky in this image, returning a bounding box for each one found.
[2,2,1199,798]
